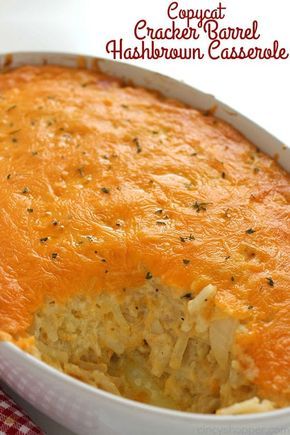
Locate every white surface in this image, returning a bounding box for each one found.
[1,341,290,435]
[0,52,289,435]
[0,0,289,144]
[0,2,289,433]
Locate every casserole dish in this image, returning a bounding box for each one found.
[0,52,289,434]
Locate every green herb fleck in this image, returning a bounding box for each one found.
[193,201,210,212]
[22,187,30,194]
[81,81,95,88]
[101,187,110,194]
[51,252,58,260]
[9,129,21,135]
[7,105,17,112]
[86,235,98,242]
[181,292,193,300]
[145,272,153,280]
[180,234,195,243]
[40,237,49,243]
[78,167,84,177]
[156,220,166,225]
[266,277,274,287]
[133,137,142,153]
[246,228,255,234]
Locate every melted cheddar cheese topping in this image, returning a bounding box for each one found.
[0,65,289,404]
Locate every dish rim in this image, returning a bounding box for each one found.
[2,342,290,424]
[0,50,289,424]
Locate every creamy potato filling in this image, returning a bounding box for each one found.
[27,281,273,414]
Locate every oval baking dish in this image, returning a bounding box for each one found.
[0,52,289,435]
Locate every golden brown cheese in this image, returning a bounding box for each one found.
[0,65,289,405]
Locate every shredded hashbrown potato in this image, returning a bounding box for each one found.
[23,281,271,414]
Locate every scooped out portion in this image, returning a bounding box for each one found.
[23,280,273,414]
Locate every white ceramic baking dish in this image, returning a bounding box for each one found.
[0,52,289,435]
